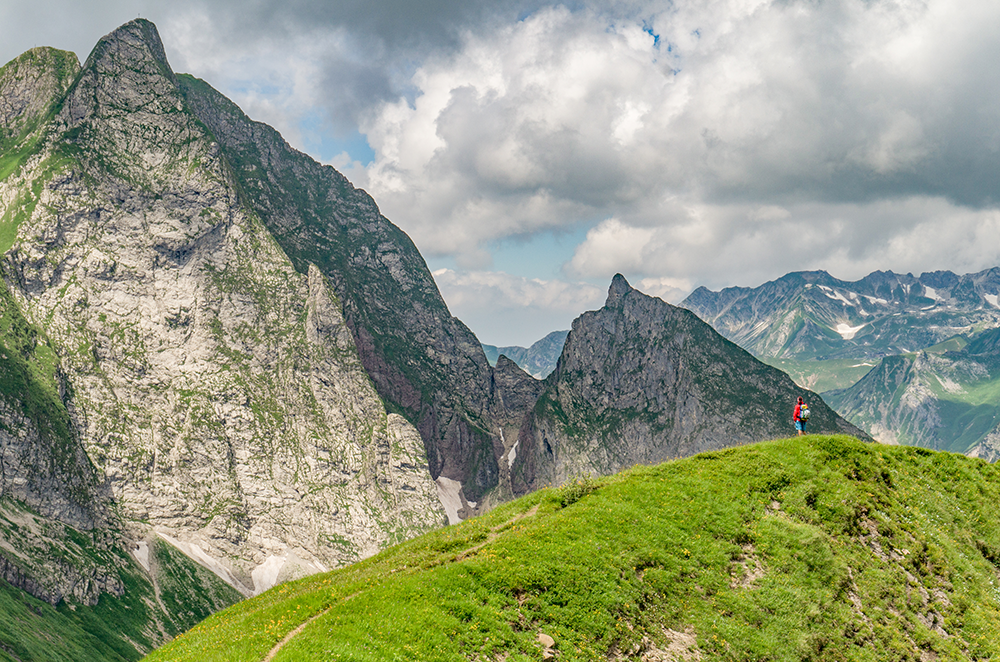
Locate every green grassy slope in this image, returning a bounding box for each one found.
[146,435,1000,661]
[0,533,241,662]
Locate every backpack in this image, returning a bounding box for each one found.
[799,406,810,421]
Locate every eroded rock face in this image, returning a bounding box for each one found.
[175,73,506,505]
[1,19,444,596]
[511,275,868,493]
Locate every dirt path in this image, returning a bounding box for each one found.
[262,607,332,662]
[455,504,539,560]
[262,504,540,660]
[261,588,365,661]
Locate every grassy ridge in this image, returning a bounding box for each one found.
[146,436,1000,661]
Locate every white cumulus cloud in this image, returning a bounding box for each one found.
[356,0,1000,287]
[10,0,1000,345]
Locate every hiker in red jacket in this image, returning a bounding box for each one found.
[793,396,809,435]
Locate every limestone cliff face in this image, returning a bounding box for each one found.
[0,279,110,534]
[0,329,124,608]
[0,19,444,598]
[175,75,507,506]
[511,275,867,493]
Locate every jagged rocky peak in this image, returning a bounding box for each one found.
[511,274,867,493]
[72,19,179,111]
[482,330,568,379]
[605,272,633,306]
[89,18,173,72]
[1,16,447,605]
[56,19,211,193]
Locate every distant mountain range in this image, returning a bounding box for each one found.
[482,330,568,378]
[683,268,1000,363]
[683,268,1000,455]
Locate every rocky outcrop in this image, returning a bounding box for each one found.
[0,19,445,602]
[511,275,867,493]
[485,356,546,507]
[176,74,504,507]
[0,47,79,148]
[0,280,111,534]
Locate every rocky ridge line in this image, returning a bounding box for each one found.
[512,275,868,493]
[0,19,445,600]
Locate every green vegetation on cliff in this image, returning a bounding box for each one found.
[146,435,1000,661]
[0,531,241,662]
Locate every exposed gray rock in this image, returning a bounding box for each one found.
[0,47,79,143]
[485,355,546,508]
[511,275,867,493]
[1,20,884,638]
[0,19,445,601]
[175,72,506,506]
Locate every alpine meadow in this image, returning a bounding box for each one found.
[2,12,1000,662]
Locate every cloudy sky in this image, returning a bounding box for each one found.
[4,0,1000,346]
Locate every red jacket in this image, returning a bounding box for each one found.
[793,403,803,422]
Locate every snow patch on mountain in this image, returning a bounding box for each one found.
[835,323,866,339]
[436,477,464,525]
[818,285,855,307]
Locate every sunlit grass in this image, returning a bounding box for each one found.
[147,436,1000,661]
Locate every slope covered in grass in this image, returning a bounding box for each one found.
[0,533,241,662]
[824,329,1000,456]
[146,436,1000,661]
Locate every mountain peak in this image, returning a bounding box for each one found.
[0,47,79,136]
[606,273,633,307]
[83,18,174,83]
